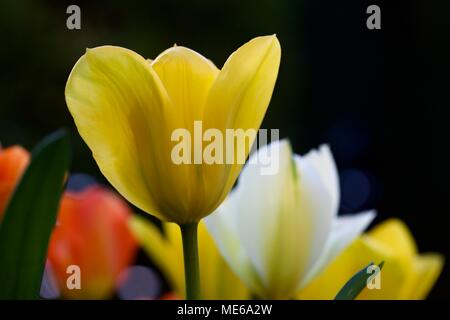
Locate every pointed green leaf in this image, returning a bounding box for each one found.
[0,130,70,299]
[334,261,384,300]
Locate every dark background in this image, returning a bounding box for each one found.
[0,0,448,298]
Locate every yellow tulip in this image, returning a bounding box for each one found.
[65,35,281,224]
[130,215,248,299]
[298,219,444,299]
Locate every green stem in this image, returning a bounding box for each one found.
[180,222,201,300]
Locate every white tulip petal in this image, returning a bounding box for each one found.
[294,149,335,276]
[299,210,376,288]
[231,140,314,298]
[234,139,289,278]
[205,192,266,297]
[301,144,340,214]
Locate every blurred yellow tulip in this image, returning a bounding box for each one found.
[65,35,281,224]
[130,215,248,299]
[298,219,444,299]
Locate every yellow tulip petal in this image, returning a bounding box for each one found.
[198,222,219,299]
[65,46,176,221]
[152,46,219,128]
[128,215,181,291]
[133,218,247,299]
[151,48,220,219]
[356,237,408,300]
[202,35,281,211]
[298,235,407,300]
[299,218,444,300]
[401,253,444,299]
[129,216,167,269]
[369,219,417,257]
[162,222,185,295]
[164,222,183,252]
[205,35,280,130]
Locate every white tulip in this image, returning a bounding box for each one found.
[205,139,375,299]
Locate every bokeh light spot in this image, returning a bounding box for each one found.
[117,265,161,300]
[340,169,372,212]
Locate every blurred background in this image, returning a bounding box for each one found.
[0,0,448,298]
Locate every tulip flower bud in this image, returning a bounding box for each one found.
[0,146,30,217]
[47,185,138,299]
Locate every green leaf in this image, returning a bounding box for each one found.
[0,130,70,299]
[334,261,384,300]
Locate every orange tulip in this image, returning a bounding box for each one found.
[47,185,138,299]
[160,292,180,300]
[0,145,30,217]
